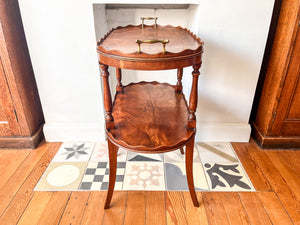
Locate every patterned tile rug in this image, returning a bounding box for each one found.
[35,142,255,192]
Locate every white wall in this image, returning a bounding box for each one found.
[18,0,274,142]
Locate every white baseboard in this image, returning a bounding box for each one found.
[43,123,106,142]
[195,123,251,142]
[44,122,251,143]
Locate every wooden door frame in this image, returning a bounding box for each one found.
[251,0,300,148]
[0,0,44,148]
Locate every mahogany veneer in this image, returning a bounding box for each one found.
[97,22,203,209]
[108,82,194,152]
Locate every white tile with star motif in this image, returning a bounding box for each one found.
[52,142,95,162]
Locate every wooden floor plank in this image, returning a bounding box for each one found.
[202,192,230,225]
[0,143,50,215]
[232,142,272,191]
[146,191,166,225]
[37,191,71,225]
[0,150,30,190]
[80,191,106,225]
[166,191,188,225]
[59,191,90,225]
[0,142,61,225]
[102,191,127,225]
[266,151,300,199]
[246,142,300,224]
[281,150,300,173]
[239,192,272,225]
[124,191,146,225]
[17,192,53,225]
[183,192,209,225]
[257,191,294,225]
[219,192,251,225]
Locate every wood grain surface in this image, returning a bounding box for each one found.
[99,25,202,55]
[183,192,208,225]
[102,192,127,225]
[166,192,188,225]
[0,0,44,148]
[0,142,60,225]
[202,192,230,225]
[97,25,203,70]
[239,192,273,225]
[124,192,146,225]
[220,192,251,225]
[0,0,44,137]
[108,82,194,152]
[36,192,71,225]
[59,192,90,225]
[251,0,300,148]
[0,150,30,190]
[81,192,106,225]
[146,192,167,225]
[232,142,273,191]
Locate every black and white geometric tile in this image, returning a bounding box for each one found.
[79,161,125,191]
[35,142,255,192]
[203,163,253,191]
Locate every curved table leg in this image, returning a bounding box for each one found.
[104,139,117,209]
[185,137,199,207]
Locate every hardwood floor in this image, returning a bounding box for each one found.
[0,140,299,225]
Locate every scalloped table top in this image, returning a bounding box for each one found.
[98,25,202,55]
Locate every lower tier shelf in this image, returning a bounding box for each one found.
[107,81,195,152]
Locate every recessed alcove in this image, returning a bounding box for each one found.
[93,3,200,97]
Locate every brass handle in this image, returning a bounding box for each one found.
[140,17,158,29]
[136,39,169,54]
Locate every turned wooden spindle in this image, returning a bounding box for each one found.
[188,63,201,129]
[116,68,123,93]
[100,63,114,130]
[175,68,183,93]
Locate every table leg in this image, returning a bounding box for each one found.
[179,147,184,155]
[185,137,199,207]
[104,139,118,209]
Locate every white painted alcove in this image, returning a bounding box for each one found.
[18,0,275,142]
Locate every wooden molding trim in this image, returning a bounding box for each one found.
[251,123,300,149]
[0,124,44,149]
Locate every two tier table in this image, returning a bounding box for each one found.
[97,18,204,209]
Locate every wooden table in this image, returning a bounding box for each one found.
[97,19,204,209]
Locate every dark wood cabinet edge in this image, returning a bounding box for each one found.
[251,122,300,149]
[0,0,45,136]
[251,0,300,135]
[0,123,44,149]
